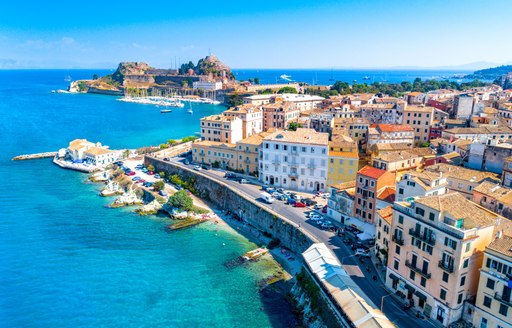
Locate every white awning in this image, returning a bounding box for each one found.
[357,232,374,241]
[346,217,376,237]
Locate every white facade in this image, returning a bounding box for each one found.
[259,129,328,192]
[192,81,222,90]
[395,172,447,202]
[243,93,323,112]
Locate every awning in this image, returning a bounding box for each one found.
[357,232,374,241]
[415,290,427,301]
[345,217,376,237]
[405,284,415,293]
[389,273,399,281]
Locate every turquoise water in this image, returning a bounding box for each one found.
[0,70,281,328]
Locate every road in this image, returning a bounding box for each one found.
[159,157,435,328]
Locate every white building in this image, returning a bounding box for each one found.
[192,81,223,90]
[65,139,120,167]
[395,170,447,202]
[243,93,323,112]
[260,128,329,192]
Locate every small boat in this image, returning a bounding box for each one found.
[363,76,370,80]
[280,74,292,82]
[160,109,172,113]
[188,102,193,114]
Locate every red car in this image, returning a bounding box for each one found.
[127,171,136,176]
[294,201,306,208]
[148,171,154,175]
[322,205,328,213]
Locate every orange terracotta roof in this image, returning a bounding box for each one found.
[377,206,393,224]
[376,124,414,132]
[358,165,387,179]
[377,186,396,203]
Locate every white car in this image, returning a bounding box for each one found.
[355,249,370,257]
[193,165,202,171]
[310,214,323,221]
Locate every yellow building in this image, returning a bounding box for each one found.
[235,131,273,175]
[472,235,512,328]
[327,134,359,188]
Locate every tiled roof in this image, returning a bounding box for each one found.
[193,140,237,148]
[487,235,512,258]
[474,181,512,205]
[332,180,357,190]
[358,165,387,179]
[264,128,329,146]
[238,131,274,146]
[68,139,94,151]
[404,105,434,113]
[376,206,393,224]
[376,124,414,133]
[377,186,395,203]
[425,163,499,183]
[373,151,421,163]
[85,147,112,155]
[414,193,498,229]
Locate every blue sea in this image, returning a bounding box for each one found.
[232,68,474,85]
[0,70,289,328]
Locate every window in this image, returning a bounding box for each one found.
[394,259,399,270]
[399,188,404,195]
[483,296,492,308]
[396,245,401,255]
[442,272,449,283]
[460,275,466,286]
[463,258,469,268]
[457,293,463,304]
[440,288,447,300]
[445,237,457,250]
[465,242,471,252]
[410,270,416,280]
[429,212,435,221]
[479,317,487,328]
[499,304,508,316]
[420,277,426,287]
[415,207,425,216]
[486,278,495,290]
[398,215,404,224]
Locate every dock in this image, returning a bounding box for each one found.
[12,152,57,161]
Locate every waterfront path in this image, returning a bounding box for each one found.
[165,157,436,328]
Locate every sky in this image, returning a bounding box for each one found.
[0,0,511,69]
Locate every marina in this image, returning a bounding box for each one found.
[11,151,57,161]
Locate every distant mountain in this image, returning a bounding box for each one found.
[465,65,512,80]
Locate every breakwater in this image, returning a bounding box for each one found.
[12,152,57,161]
[144,156,317,254]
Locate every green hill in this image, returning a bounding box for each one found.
[466,65,512,80]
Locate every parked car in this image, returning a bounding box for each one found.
[314,204,323,210]
[286,198,296,205]
[159,190,168,197]
[310,215,323,221]
[294,201,306,208]
[183,160,190,165]
[351,243,369,251]
[201,165,211,170]
[163,157,170,161]
[355,249,370,257]
[132,176,140,181]
[185,190,192,195]
[154,174,161,179]
[276,188,285,194]
[142,168,148,173]
[320,222,335,230]
[139,179,146,183]
[127,171,136,176]
[193,165,202,171]
[225,172,235,179]
[303,198,317,206]
[239,178,248,184]
[322,205,327,213]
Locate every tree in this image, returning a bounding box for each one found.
[168,139,178,146]
[170,174,182,186]
[167,190,193,211]
[254,77,260,85]
[288,122,300,131]
[147,164,155,172]
[153,180,165,192]
[92,74,99,80]
[158,171,166,179]
[277,86,298,94]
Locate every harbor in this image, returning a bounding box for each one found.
[11,152,57,161]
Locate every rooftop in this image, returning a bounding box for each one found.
[444,126,512,135]
[414,193,498,230]
[424,163,499,183]
[68,139,95,151]
[238,131,274,146]
[264,128,329,146]
[375,124,414,133]
[373,151,421,163]
[377,206,393,224]
[404,105,434,113]
[487,235,512,258]
[474,181,512,204]
[85,147,112,155]
[201,114,239,122]
[358,165,388,179]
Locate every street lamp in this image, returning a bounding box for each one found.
[381,293,393,313]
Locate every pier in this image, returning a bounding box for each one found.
[12,152,57,161]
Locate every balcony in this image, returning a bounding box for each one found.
[307,163,316,169]
[438,261,454,273]
[494,292,512,307]
[409,228,436,246]
[244,159,251,164]
[392,235,404,246]
[405,260,431,279]
[289,171,299,178]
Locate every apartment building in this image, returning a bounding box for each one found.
[354,166,396,224]
[367,124,415,147]
[243,93,323,112]
[327,181,356,224]
[375,206,393,265]
[501,157,512,188]
[262,101,299,131]
[386,193,501,327]
[404,105,435,144]
[200,114,243,143]
[332,117,370,150]
[223,104,263,139]
[395,170,447,202]
[327,134,358,187]
[235,131,273,175]
[424,163,500,199]
[359,103,404,124]
[442,126,512,142]
[259,128,329,192]
[454,94,475,119]
[472,181,512,220]
[472,235,512,328]
[371,151,423,175]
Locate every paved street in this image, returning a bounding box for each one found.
[166,157,435,328]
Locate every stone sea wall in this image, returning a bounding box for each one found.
[144,156,316,253]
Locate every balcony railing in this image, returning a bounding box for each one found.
[494,292,512,307]
[392,235,404,246]
[289,171,299,178]
[405,260,431,279]
[409,228,436,246]
[438,261,454,273]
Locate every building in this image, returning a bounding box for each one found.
[472,235,512,328]
[192,81,223,90]
[234,131,272,175]
[375,206,393,265]
[65,139,118,166]
[403,105,435,144]
[327,181,356,224]
[472,181,512,220]
[395,170,448,202]
[442,126,512,142]
[502,157,512,188]
[386,193,502,327]
[332,117,370,150]
[359,102,405,124]
[223,104,264,139]
[259,128,329,192]
[309,113,333,133]
[327,135,359,187]
[261,101,299,131]
[243,93,323,111]
[354,166,396,224]
[66,139,96,161]
[367,124,415,148]
[371,151,423,175]
[424,163,500,199]
[192,140,238,169]
[200,114,243,143]
[454,94,475,119]
[406,92,427,105]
